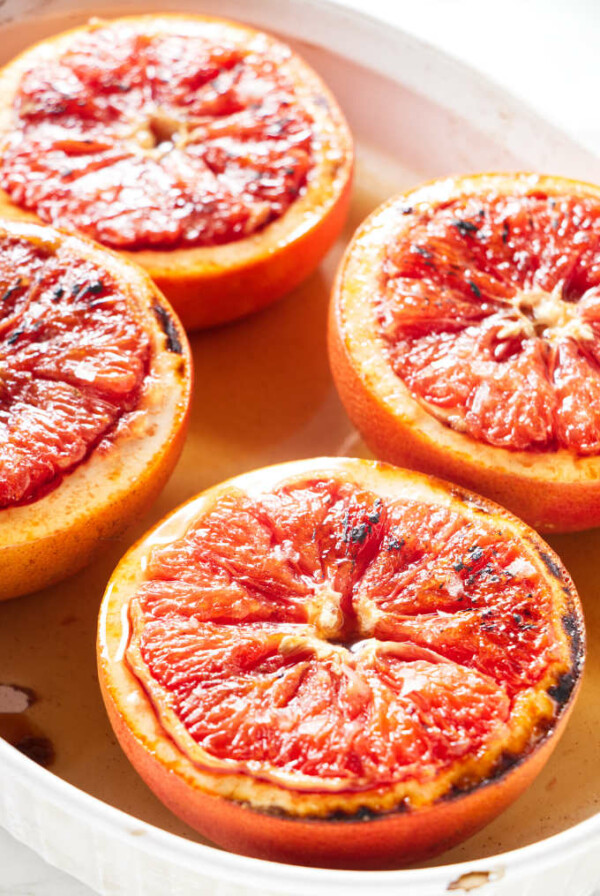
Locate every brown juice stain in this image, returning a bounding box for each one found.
[0,683,53,766]
[0,20,596,862]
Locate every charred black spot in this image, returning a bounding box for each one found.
[349,523,368,544]
[468,545,484,561]
[401,206,414,215]
[72,280,105,301]
[489,750,521,781]
[512,612,536,632]
[447,486,489,512]
[326,804,383,822]
[6,327,24,345]
[257,799,408,823]
[440,751,520,803]
[15,735,55,768]
[547,671,576,707]
[367,499,382,525]
[480,565,500,583]
[467,280,481,298]
[85,280,104,297]
[502,221,510,243]
[413,245,433,260]
[52,285,65,302]
[266,117,291,137]
[1,279,22,302]
[562,611,584,668]
[451,218,479,236]
[539,550,562,580]
[535,715,554,739]
[342,510,350,542]
[153,303,183,354]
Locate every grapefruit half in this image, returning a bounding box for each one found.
[98,457,584,868]
[0,218,191,600]
[330,173,600,531]
[0,15,353,330]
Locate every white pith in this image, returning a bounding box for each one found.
[494,281,595,343]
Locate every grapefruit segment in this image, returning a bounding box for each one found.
[330,173,600,530]
[1,376,116,507]
[553,339,600,453]
[98,458,584,866]
[0,15,353,329]
[0,218,191,599]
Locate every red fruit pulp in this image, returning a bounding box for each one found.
[127,476,564,791]
[1,22,313,250]
[377,192,600,453]
[0,233,149,507]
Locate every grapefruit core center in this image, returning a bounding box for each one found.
[509,284,593,341]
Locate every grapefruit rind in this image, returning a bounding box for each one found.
[0,220,192,600]
[329,173,600,531]
[98,458,583,865]
[0,15,353,330]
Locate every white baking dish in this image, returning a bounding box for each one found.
[1,1,600,894]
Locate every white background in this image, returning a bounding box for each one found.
[1,0,599,893]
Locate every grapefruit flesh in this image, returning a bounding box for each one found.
[0,21,312,251]
[378,190,600,454]
[0,231,149,506]
[99,458,583,866]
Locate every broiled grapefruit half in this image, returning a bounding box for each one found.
[98,457,583,868]
[0,14,353,330]
[330,173,600,532]
[0,218,191,600]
